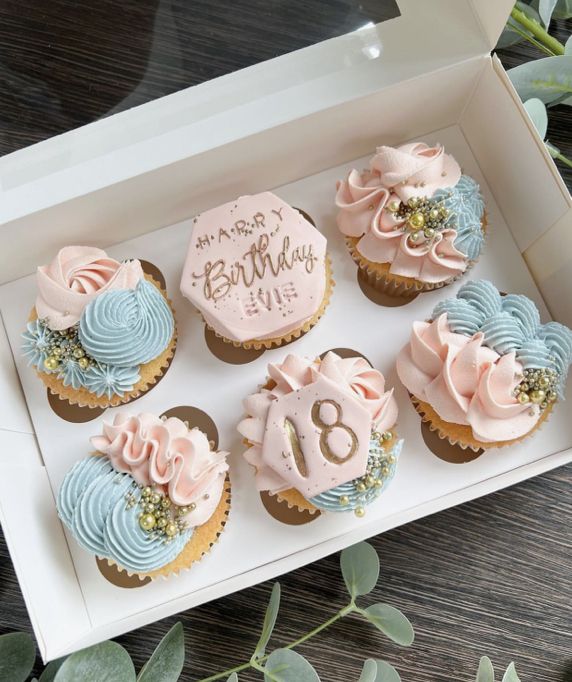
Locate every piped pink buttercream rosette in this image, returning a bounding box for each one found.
[36,246,144,330]
[91,413,229,527]
[238,352,398,493]
[396,314,540,442]
[336,143,469,284]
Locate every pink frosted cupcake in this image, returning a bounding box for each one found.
[396,280,572,450]
[238,351,402,518]
[336,142,486,296]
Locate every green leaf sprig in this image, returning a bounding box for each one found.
[499,2,572,168]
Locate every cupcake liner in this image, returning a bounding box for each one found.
[206,254,334,350]
[409,392,553,452]
[31,274,177,409]
[104,475,232,581]
[346,213,488,297]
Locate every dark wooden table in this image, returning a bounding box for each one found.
[1,3,570,680]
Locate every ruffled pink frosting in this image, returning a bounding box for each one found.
[396,314,540,443]
[335,143,467,284]
[91,413,229,527]
[36,246,144,330]
[238,352,398,493]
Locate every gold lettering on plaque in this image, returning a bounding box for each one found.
[283,400,359,478]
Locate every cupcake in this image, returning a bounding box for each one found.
[22,246,176,408]
[396,280,572,450]
[57,412,230,579]
[180,192,333,349]
[238,351,402,518]
[335,142,486,296]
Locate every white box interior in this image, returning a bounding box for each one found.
[1,0,571,663]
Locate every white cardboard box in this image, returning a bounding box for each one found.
[1,0,571,662]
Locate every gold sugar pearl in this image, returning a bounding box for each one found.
[355,507,365,518]
[165,523,178,537]
[387,200,401,213]
[339,495,350,506]
[44,356,59,371]
[530,389,546,405]
[517,392,530,404]
[408,212,425,230]
[356,482,366,493]
[78,357,89,369]
[150,493,161,505]
[139,514,156,532]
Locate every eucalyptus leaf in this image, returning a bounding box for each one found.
[553,0,572,18]
[0,632,36,682]
[539,0,558,25]
[373,661,401,682]
[54,641,136,682]
[502,663,521,682]
[545,140,561,157]
[509,56,572,104]
[340,542,380,598]
[565,35,572,55]
[361,604,414,646]
[264,649,320,682]
[358,659,378,682]
[136,622,184,682]
[524,98,548,137]
[227,675,239,682]
[39,658,66,682]
[254,583,281,659]
[476,656,495,682]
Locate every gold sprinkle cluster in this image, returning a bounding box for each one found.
[513,367,558,411]
[386,196,452,246]
[338,430,396,518]
[40,320,95,372]
[127,486,193,543]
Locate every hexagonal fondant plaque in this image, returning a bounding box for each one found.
[262,375,372,498]
[180,192,328,343]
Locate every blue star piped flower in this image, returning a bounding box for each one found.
[82,363,140,398]
[21,320,56,370]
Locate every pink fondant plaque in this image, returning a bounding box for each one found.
[261,375,371,497]
[180,192,328,342]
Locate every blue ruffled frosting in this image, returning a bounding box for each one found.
[432,280,572,393]
[57,455,192,573]
[433,175,485,260]
[79,279,174,367]
[310,438,403,513]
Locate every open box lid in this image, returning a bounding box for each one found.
[0,0,515,283]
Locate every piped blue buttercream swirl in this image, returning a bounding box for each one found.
[21,320,56,369]
[432,280,572,391]
[57,456,113,527]
[433,175,485,260]
[310,438,402,513]
[104,496,191,574]
[57,455,193,573]
[79,279,174,366]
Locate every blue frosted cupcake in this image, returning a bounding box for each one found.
[57,412,230,578]
[22,246,176,408]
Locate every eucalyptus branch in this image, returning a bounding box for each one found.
[506,20,557,56]
[510,6,565,55]
[196,602,358,682]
